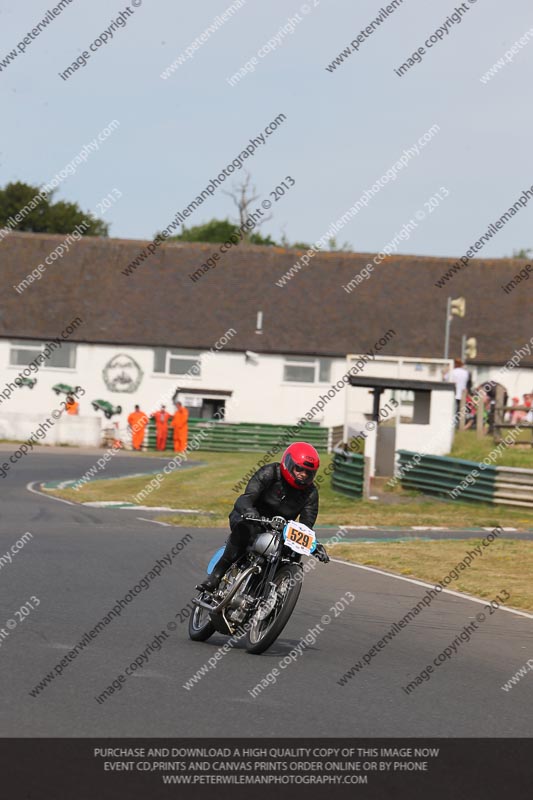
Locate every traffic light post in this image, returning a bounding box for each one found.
[462,335,477,361]
[444,296,465,359]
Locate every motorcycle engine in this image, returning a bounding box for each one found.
[223,562,258,624]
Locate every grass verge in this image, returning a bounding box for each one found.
[451,430,533,466]
[46,451,533,529]
[328,539,533,612]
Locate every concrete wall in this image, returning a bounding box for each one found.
[0,413,101,447]
[395,390,456,457]
[344,356,457,476]
[348,391,455,477]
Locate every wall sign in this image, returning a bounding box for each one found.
[102,354,143,393]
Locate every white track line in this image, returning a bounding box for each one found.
[26,481,75,505]
[26,479,533,620]
[330,558,533,620]
[27,483,173,530]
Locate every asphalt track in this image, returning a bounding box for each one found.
[1,450,532,737]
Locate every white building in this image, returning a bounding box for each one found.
[0,233,531,449]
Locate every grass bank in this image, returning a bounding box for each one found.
[327,538,533,612]
[46,451,533,529]
[450,430,533,467]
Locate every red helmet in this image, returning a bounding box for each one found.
[280,442,320,489]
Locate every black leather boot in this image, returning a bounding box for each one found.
[198,542,242,592]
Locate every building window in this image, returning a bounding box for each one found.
[153,348,166,373]
[47,343,76,368]
[153,348,201,377]
[283,357,331,383]
[318,359,331,382]
[9,342,41,366]
[9,340,76,369]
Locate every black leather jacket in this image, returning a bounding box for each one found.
[230,463,319,530]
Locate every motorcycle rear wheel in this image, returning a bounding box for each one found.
[245,563,303,655]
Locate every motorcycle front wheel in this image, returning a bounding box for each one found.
[245,563,303,655]
[188,594,216,641]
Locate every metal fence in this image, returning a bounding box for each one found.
[330,449,365,499]
[397,450,533,508]
[145,418,328,452]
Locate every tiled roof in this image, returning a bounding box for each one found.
[0,232,530,366]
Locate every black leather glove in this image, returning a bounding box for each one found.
[314,543,330,563]
[243,509,260,520]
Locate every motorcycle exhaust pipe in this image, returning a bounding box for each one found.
[192,597,218,612]
[213,564,261,613]
[192,564,261,614]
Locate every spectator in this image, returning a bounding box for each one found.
[510,397,523,424]
[127,405,149,451]
[509,393,532,425]
[171,401,189,452]
[444,358,470,418]
[464,393,476,430]
[152,404,171,451]
[482,381,508,433]
[65,395,79,415]
[524,393,533,423]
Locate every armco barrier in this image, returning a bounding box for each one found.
[493,466,533,507]
[144,418,328,453]
[397,450,533,508]
[331,449,365,499]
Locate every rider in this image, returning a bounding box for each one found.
[199,442,329,592]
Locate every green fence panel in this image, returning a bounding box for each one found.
[331,450,365,499]
[397,450,498,504]
[143,418,328,453]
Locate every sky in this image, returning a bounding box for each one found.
[1,0,533,259]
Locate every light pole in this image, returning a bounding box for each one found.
[444,296,465,359]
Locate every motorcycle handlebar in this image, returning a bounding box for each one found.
[244,515,287,531]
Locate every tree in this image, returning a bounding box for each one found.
[249,231,277,246]
[167,217,277,246]
[222,172,273,242]
[165,174,311,247]
[327,236,353,252]
[511,248,532,259]
[173,218,239,243]
[0,181,108,236]
[164,173,350,249]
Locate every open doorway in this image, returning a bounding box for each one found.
[193,398,226,419]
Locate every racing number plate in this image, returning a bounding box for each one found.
[283,521,316,555]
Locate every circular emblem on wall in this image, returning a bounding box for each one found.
[102,354,143,393]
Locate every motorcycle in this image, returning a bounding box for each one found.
[188,516,328,654]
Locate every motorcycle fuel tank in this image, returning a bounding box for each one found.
[251,532,278,557]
